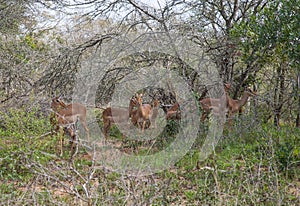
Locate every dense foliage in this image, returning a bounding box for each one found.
[0,0,299,205]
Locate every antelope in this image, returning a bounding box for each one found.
[134,93,153,132]
[102,96,138,138]
[130,108,139,126]
[166,102,181,121]
[51,95,89,155]
[50,111,77,153]
[202,87,257,127]
[226,87,256,125]
[199,83,231,121]
[208,104,227,118]
[150,99,160,128]
[130,99,159,129]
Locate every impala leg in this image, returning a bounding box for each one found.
[70,129,78,159]
[66,126,75,151]
[201,112,208,121]
[79,116,90,140]
[103,119,111,140]
[153,120,156,129]
[137,119,142,131]
[70,135,75,152]
[58,126,64,156]
[142,121,145,132]
[82,122,90,139]
[226,112,233,130]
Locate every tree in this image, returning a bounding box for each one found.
[0,0,35,105]
[35,0,203,102]
[0,1,69,107]
[188,0,269,97]
[232,0,300,126]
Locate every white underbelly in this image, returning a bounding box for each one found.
[59,115,78,124]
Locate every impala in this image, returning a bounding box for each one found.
[166,102,181,121]
[51,95,89,155]
[102,96,138,138]
[50,112,77,155]
[150,99,160,128]
[134,93,153,132]
[226,87,257,125]
[201,86,257,127]
[199,83,231,121]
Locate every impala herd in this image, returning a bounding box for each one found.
[50,83,256,155]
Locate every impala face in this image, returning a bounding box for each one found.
[51,96,67,110]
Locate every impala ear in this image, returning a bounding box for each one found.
[252,89,257,96]
[223,83,231,92]
[246,87,257,95]
[224,83,231,88]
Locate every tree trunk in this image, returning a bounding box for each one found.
[273,63,285,127]
[296,73,300,128]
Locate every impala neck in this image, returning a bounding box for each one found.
[237,91,251,108]
[137,97,143,112]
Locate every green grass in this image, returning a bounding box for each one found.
[0,108,299,205]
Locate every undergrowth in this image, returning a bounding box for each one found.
[0,108,299,205]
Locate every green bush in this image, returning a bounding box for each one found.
[0,107,53,180]
[0,107,50,137]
